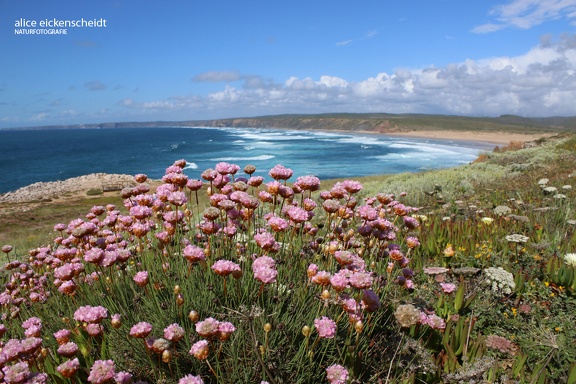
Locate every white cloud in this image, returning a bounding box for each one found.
[116,34,576,118]
[192,71,242,82]
[473,0,576,33]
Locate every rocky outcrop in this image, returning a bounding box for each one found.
[0,173,135,204]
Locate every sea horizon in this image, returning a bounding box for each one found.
[0,126,495,194]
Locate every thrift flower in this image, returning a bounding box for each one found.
[57,342,79,358]
[133,271,149,287]
[211,260,241,277]
[218,321,236,341]
[57,358,80,379]
[87,359,116,384]
[183,245,206,263]
[3,361,31,384]
[164,323,185,342]
[269,164,293,180]
[114,372,133,384]
[440,282,457,294]
[130,322,153,338]
[326,364,349,384]
[74,305,108,324]
[314,316,337,339]
[189,340,209,360]
[196,317,220,338]
[179,375,205,384]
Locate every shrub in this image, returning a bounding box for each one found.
[86,188,104,196]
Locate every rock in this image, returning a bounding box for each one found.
[0,173,135,204]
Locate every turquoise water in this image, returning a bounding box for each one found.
[0,126,494,194]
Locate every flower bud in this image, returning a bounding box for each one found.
[263,323,272,333]
[302,325,311,337]
[176,294,184,306]
[162,349,172,363]
[173,285,182,294]
[355,321,364,334]
[188,310,199,322]
[321,290,331,300]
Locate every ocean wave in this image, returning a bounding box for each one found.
[184,162,198,170]
[211,154,276,161]
[244,146,256,151]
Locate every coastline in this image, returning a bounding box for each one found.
[379,129,551,145]
[0,127,550,205]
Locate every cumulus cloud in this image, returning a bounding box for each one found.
[473,0,576,33]
[84,81,107,91]
[117,34,576,117]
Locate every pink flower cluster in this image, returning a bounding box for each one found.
[211,259,241,277]
[326,364,349,384]
[314,316,337,339]
[252,255,278,284]
[195,317,236,341]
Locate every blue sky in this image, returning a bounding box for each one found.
[1,0,576,128]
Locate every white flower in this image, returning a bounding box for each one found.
[538,178,549,186]
[481,217,494,225]
[505,234,529,243]
[484,267,515,295]
[564,253,576,267]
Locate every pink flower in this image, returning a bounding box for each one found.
[114,371,133,384]
[54,329,72,345]
[133,271,149,287]
[440,282,457,294]
[215,162,240,175]
[85,323,103,337]
[340,179,363,193]
[189,340,209,360]
[311,271,332,286]
[196,317,220,338]
[424,314,446,330]
[183,245,206,263]
[267,216,289,232]
[286,206,309,223]
[349,271,373,290]
[57,342,78,358]
[179,374,205,384]
[314,316,337,339]
[3,361,30,383]
[326,364,349,384]
[254,232,280,252]
[87,359,115,384]
[57,358,80,378]
[253,265,278,284]
[74,305,108,324]
[294,175,320,191]
[130,322,152,338]
[164,323,185,342]
[330,271,350,291]
[307,263,318,277]
[269,164,293,180]
[187,179,204,191]
[247,176,264,187]
[211,260,241,277]
[168,191,188,206]
[218,321,236,341]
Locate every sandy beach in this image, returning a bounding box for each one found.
[382,129,552,145]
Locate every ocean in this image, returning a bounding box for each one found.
[0,127,495,194]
